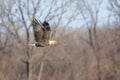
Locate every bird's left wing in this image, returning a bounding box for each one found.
[32,18,44,42]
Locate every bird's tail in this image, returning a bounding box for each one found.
[27,43,36,47]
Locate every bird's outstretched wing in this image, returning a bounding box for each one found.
[32,18,51,47]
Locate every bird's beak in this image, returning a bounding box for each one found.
[53,40,58,45]
[49,40,58,45]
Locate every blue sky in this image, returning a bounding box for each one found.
[49,0,113,27]
[71,0,112,27]
[0,0,114,28]
[32,0,113,28]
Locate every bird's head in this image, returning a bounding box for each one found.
[49,40,58,45]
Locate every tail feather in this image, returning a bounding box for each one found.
[27,43,36,47]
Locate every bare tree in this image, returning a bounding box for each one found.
[77,0,103,80]
[0,30,8,52]
[0,0,79,80]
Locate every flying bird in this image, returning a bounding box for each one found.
[30,18,57,47]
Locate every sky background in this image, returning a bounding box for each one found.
[70,0,112,27]
[0,0,115,28]
[28,0,113,28]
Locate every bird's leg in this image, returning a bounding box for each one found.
[35,40,49,47]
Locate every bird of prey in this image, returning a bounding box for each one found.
[30,18,57,47]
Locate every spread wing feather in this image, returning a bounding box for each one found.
[32,18,44,42]
[32,18,51,47]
